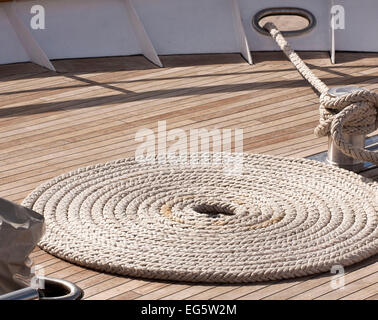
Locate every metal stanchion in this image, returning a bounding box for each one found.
[325,86,367,172]
[0,277,83,300]
[327,133,366,172]
[0,287,39,300]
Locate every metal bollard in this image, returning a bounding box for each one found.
[307,86,377,172]
[327,133,366,171]
[326,86,367,172]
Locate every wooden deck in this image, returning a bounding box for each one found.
[0,52,377,300]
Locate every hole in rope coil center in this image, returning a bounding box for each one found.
[192,204,235,217]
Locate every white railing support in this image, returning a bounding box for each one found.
[2,2,55,71]
[231,0,253,65]
[123,0,163,67]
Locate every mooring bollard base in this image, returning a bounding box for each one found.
[326,134,366,172]
[307,134,378,173]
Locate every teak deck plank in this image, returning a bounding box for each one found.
[135,284,192,300]
[161,285,216,300]
[0,52,377,300]
[315,270,377,300]
[365,293,378,300]
[340,283,378,300]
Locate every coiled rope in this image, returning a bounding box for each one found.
[264,22,378,164]
[22,154,378,283]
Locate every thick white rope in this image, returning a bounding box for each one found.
[22,154,378,283]
[264,22,378,164]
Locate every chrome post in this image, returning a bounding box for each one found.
[326,86,367,172]
[327,134,366,172]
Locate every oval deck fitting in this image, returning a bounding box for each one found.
[252,7,316,37]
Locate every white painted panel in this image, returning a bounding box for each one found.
[6,0,141,60]
[0,7,29,64]
[334,0,378,52]
[133,0,240,54]
[3,3,55,70]
[239,0,331,51]
[0,0,377,66]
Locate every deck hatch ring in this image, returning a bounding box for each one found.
[0,277,83,300]
[252,7,316,37]
[38,277,83,300]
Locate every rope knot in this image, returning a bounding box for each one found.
[264,20,378,164]
[315,88,378,138]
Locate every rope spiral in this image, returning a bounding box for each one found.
[22,154,378,283]
[264,22,378,164]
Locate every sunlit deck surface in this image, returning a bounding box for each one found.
[0,52,377,300]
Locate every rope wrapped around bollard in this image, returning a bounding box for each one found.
[264,22,378,164]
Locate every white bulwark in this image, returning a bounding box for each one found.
[0,0,377,69]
